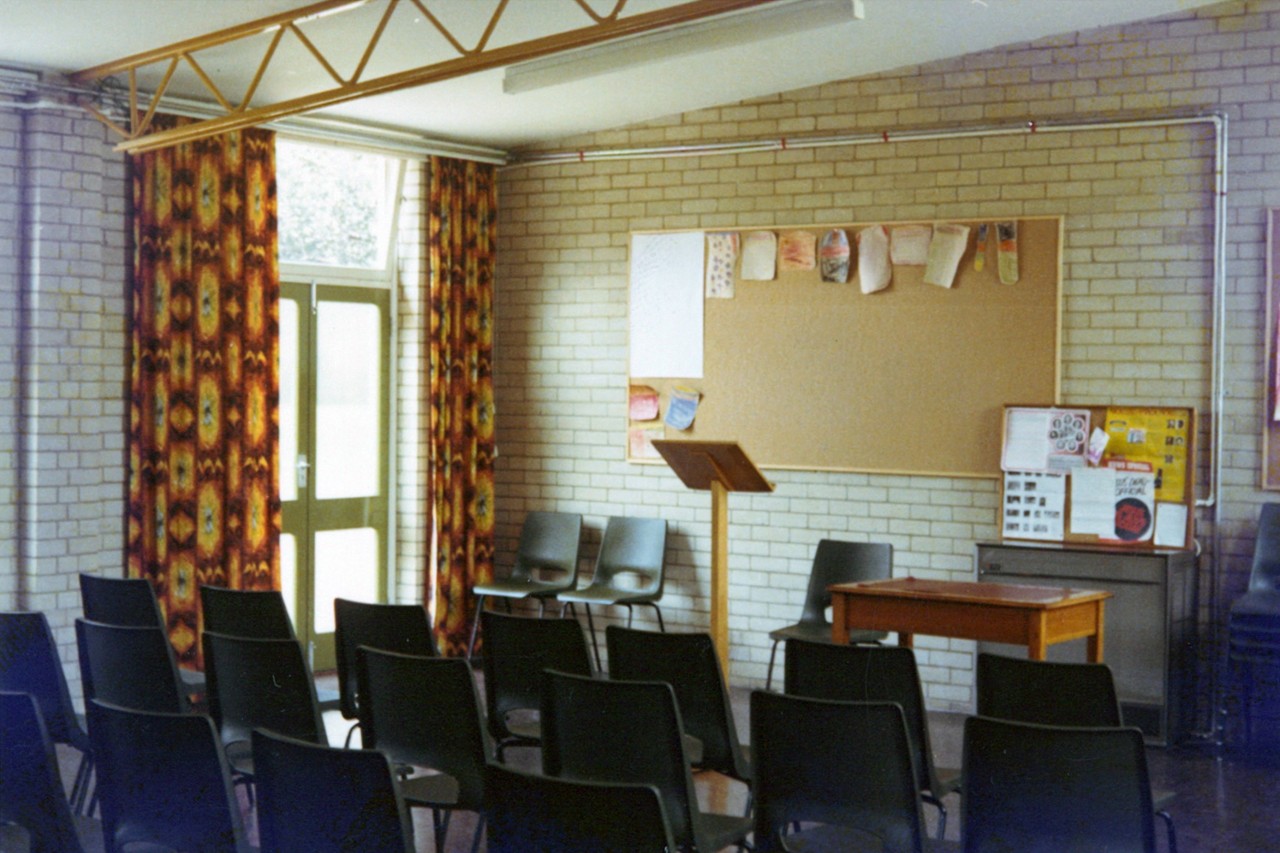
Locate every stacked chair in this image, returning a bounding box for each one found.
[76,619,192,714]
[1224,502,1280,752]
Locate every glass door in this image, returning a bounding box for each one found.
[279,281,391,671]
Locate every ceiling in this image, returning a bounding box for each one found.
[0,0,1223,154]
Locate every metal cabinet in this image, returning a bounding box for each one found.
[974,541,1197,745]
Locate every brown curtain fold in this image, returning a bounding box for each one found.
[426,156,497,656]
[126,117,280,670]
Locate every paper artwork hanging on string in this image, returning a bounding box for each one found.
[819,229,850,282]
[923,222,971,288]
[857,225,891,294]
[740,231,777,280]
[889,224,932,265]
[629,384,660,421]
[705,232,739,299]
[778,230,816,271]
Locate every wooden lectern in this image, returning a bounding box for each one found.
[651,440,774,676]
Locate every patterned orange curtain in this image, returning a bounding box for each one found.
[126,117,280,670]
[427,156,496,656]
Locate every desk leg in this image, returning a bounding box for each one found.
[1087,599,1106,663]
[898,631,914,649]
[831,594,849,644]
[709,479,730,677]
[1028,615,1047,660]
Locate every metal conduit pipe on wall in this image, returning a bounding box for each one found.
[508,112,1231,739]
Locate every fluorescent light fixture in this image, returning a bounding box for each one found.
[503,0,864,95]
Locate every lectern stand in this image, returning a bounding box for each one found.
[651,440,774,676]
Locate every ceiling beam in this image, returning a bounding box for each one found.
[71,0,781,154]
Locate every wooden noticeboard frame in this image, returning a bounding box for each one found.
[1263,209,1280,490]
[627,217,1062,478]
[999,403,1196,550]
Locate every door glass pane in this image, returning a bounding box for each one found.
[280,533,298,625]
[279,298,300,503]
[313,528,379,633]
[315,301,380,499]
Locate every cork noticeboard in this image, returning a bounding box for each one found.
[627,217,1062,478]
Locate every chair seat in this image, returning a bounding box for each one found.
[768,621,886,645]
[178,668,207,693]
[697,810,755,853]
[1230,590,1280,620]
[399,771,462,809]
[768,823,961,852]
[474,577,573,598]
[931,765,961,799]
[558,586,660,606]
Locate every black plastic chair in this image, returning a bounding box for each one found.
[962,715,1156,853]
[765,539,892,690]
[606,624,752,787]
[485,764,676,853]
[784,638,959,839]
[80,572,207,699]
[1226,503,1280,746]
[480,610,594,759]
[333,597,438,744]
[0,611,95,814]
[975,653,1178,852]
[0,691,103,853]
[76,618,191,714]
[466,510,583,659]
[87,698,252,853]
[252,727,415,853]
[541,668,752,853]
[357,648,491,853]
[752,690,927,853]
[557,516,668,671]
[202,630,326,778]
[200,584,340,709]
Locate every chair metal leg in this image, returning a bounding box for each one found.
[469,815,486,853]
[432,808,451,853]
[582,604,602,672]
[1157,809,1177,853]
[765,640,780,691]
[466,595,488,660]
[648,603,665,631]
[69,752,93,814]
[623,603,634,628]
[923,793,946,840]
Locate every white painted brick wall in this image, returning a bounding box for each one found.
[494,0,1274,713]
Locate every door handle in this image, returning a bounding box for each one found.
[296,454,311,489]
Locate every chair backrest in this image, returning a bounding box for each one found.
[976,652,1123,727]
[76,618,189,714]
[252,728,414,853]
[480,610,593,742]
[0,691,88,853]
[357,648,491,810]
[783,639,939,795]
[508,510,583,585]
[590,516,667,595]
[751,691,925,853]
[962,715,1156,853]
[799,540,892,625]
[1250,502,1280,592]
[605,624,748,780]
[0,611,90,751]
[202,630,325,749]
[485,764,676,853]
[87,698,246,853]
[79,573,164,628]
[334,598,437,720]
[541,668,700,850]
[200,585,296,639]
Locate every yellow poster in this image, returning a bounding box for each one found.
[1100,408,1189,503]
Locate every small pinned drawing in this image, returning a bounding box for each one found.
[974,223,988,273]
[997,221,1019,284]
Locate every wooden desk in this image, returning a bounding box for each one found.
[830,577,1111,662]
